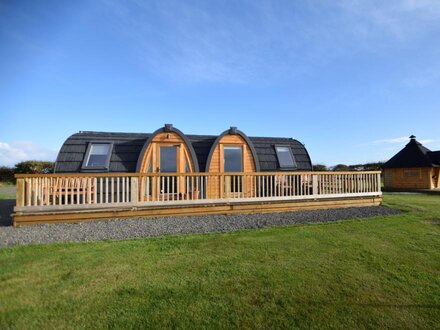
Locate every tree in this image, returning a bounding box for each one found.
[332,164,350,171]
[313,164,327,171]
[14,161,54,174]
[0,166,15,183]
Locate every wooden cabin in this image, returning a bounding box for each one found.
[12,124,382,226]
[383,135,440,191]
[54,124,312,174]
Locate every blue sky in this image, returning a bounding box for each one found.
[1,0,439,167]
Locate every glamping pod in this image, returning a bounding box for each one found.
[53,124,313,200]
[14,125,384,226]
[383,135,440,190]
[54,124,313,174]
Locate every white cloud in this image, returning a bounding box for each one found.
[337,0,440,39]
[0,141,57,167]
[358,136,437,147]
[372,136,409,144]
[98,0,440,84]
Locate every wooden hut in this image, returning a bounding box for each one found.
[383,135,440,190]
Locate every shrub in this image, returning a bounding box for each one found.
[0,166,15,183]
[332,164,350,171]
[14,161,54,174]
[313,164,328,171]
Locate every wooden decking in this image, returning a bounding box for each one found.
[13,171,382,226]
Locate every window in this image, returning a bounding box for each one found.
[82,143,112,170]
[275,146,296,168]
[403,169,420,178]
[224,146,243,172]
[160,146,177,172]
[224,146,243,193]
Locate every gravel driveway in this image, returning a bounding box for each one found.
[0,206,399,248]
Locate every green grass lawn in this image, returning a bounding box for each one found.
[0,194,15,200]
[0,182,16,199]
[0,194,439,329]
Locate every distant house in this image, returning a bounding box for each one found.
[383,136,440,190]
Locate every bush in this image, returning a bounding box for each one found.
[332,164,350,171]
[0,166,15,183]
[14,161,54,174]
[313,164,328,171]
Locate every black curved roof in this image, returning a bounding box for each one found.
[383,136,440,169]
[54,129,312,173]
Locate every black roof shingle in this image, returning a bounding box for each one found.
[55,129,312,173]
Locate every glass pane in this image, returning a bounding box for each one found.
[160,146,177,172]
[224,147,242,172]
[276,146,296,167]
[90,144,110,155]
[86,144,110,166]
[87,155,108,167]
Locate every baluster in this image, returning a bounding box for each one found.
[121,177,125,203]
[99,178,103,204]
[109,177,113,203]
[145,176,149,201]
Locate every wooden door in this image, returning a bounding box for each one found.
[434,168,440,189]
[223,146,243,196]
[156,145,179,197]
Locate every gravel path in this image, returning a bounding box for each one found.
[0,206,399,248]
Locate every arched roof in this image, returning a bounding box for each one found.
[135,124,200,172]
[54,131,150,173]
[205,127,261,172]
[54,126,313,173]
[249,136,312,171]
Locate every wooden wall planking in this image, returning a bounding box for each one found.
[383,167,434,190]
[207,134,257,198]
[138,132,195,174]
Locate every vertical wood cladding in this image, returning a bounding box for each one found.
[139,132,195,173]
[208,134,256,173]
[207,134,256,198]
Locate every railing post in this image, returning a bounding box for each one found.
[377,172,382,193]
[16,177,25,207]
[312,174,318,196]
[130,176,139,203]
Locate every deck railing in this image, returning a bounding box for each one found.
[14,171,381,211]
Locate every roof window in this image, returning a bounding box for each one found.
[82,143,113,171]
[275,146,297,169]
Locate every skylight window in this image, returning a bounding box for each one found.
[275,146,296,168]
[82,143,112,170]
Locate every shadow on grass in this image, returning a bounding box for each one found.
[0,199,14,226]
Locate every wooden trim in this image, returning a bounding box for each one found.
[15,171,382,179]
[13,196,382,226]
